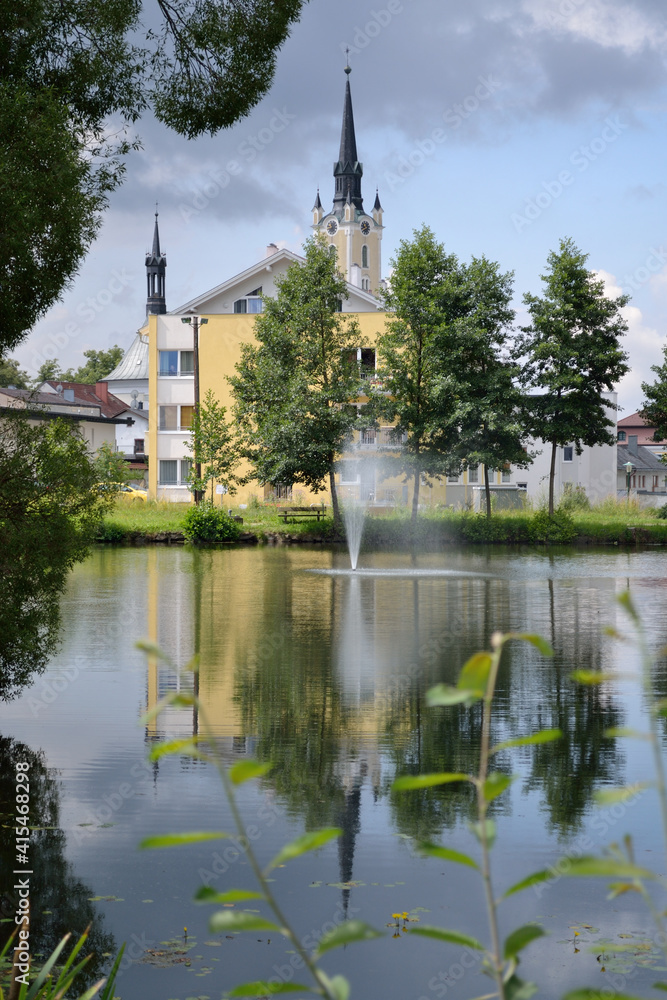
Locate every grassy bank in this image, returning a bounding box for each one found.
[98,496,667,547]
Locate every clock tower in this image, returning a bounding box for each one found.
[313,64,383,296]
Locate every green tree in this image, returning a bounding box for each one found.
[62,345,124,383]
[375,226,469,525]
[185,388,241,502]
[0,356,29,388]
[93,440,132,484]
[448,257,531,519]
[0,0,306,353]
[34,359,63,385]
[517,237,629,515]
[230,236,363,525]
[640,343,667,443]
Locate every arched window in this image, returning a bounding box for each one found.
[362,277,370,291]
[361,244,369,269]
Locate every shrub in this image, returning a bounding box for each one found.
[181,501,242,545]
[528,508,576,544]
[558,483,590,512]
[657,504,667,520]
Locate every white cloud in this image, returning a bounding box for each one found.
[522,0,667,55]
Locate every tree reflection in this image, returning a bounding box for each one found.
[0,560,65,700]
[0,737,116,989]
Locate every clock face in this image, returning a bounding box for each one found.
[326,219,338,236]
[360,220,371,236]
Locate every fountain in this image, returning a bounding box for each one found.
[341,496,369,571]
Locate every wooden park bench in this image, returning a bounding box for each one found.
[277,505,328,523]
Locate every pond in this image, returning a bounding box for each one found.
[2,544,667,1000]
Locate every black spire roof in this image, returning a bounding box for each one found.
[333,67,363,214]
[312,189,322,212]
[146,208,167,315]
[373,188,382,212]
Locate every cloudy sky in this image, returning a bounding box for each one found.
[18,0,667,415]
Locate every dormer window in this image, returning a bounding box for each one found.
[234,287,263,313]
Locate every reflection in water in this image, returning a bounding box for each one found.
[0,563,66,701]
[0,737,116,989]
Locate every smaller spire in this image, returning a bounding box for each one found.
[151,205,161,258]
[373,188,382,211]
[312,189,322,211]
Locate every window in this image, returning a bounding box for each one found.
[447,472,459,484]
[159,460,178,485]
[159,351,178,376]
[180,406,195,429]
[617,430,626,442]
[360,428,376,445]
[361,277,370,291]
[563,446,574,462]
[468,466,479,484]
[158,351,193,376]
[134,439,144,455]
[339,461,360,484]
[159,406,178,430]
[501,469,511,483]
[234,286,263,313]
[361,244,369,269]
[180,459,192,484]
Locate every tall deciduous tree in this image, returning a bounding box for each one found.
[640,344,667,443]
[62,346,124,383]
[448,257,531,518]
[230,236,363,525]
[0,357,29,388]
[517,238,629,515]
[0,0,305,352]
[375,226,468,525]
[185,388,241,502]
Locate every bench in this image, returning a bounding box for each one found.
[277,506,328,523]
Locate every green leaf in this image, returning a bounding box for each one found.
[317,973,350,1000]
[209,911,283,934]
[229,760,273,785]
[426,684,482,707]
[149,738,201,761]
[503,870,555,899]
[268,828,341,869]
[617,590,639,624]
[409,926,485,950]
[504,924,545,959]
[469,820,496,849]
[135,639,173,664]
[483,772,515,802]
[195,886,264,904]
[491,729,562,754]
[458,652,492,693]
[652,983,667,992]
[593,783,649,805]
[563,857,654,879]
[392,773,471,792]
[571,671,617,685]
[228,982,312,996]
[563,992,646,1000]
[140,832,231,849]
[418,842,479,870]
[315,920,382,957]
[504,975,538,1000]
[603,727,650,740]
[510,633,553,657]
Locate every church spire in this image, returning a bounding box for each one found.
[333,64,363,214]
[146,207,167,315]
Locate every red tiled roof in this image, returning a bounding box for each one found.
[44,381,128,419]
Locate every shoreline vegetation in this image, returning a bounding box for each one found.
[96,497,667,548]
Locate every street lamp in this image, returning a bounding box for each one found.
[624,460,634,506]
[181,314,208,503]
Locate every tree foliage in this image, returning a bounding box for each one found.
[230,236,363,524]
[0,356,29,388]
[0,0,306,353]
[517,237,629,515]
[640,343,667,444]
[62,346,124,383]
[93,440,132,484]
[185,388,241,501]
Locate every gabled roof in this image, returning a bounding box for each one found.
[172,248,383,315]
[104,333,149,381]
[0,388,133,425]
[617,442,665,472]
[618,411,666,445]
[41,381,128,419]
